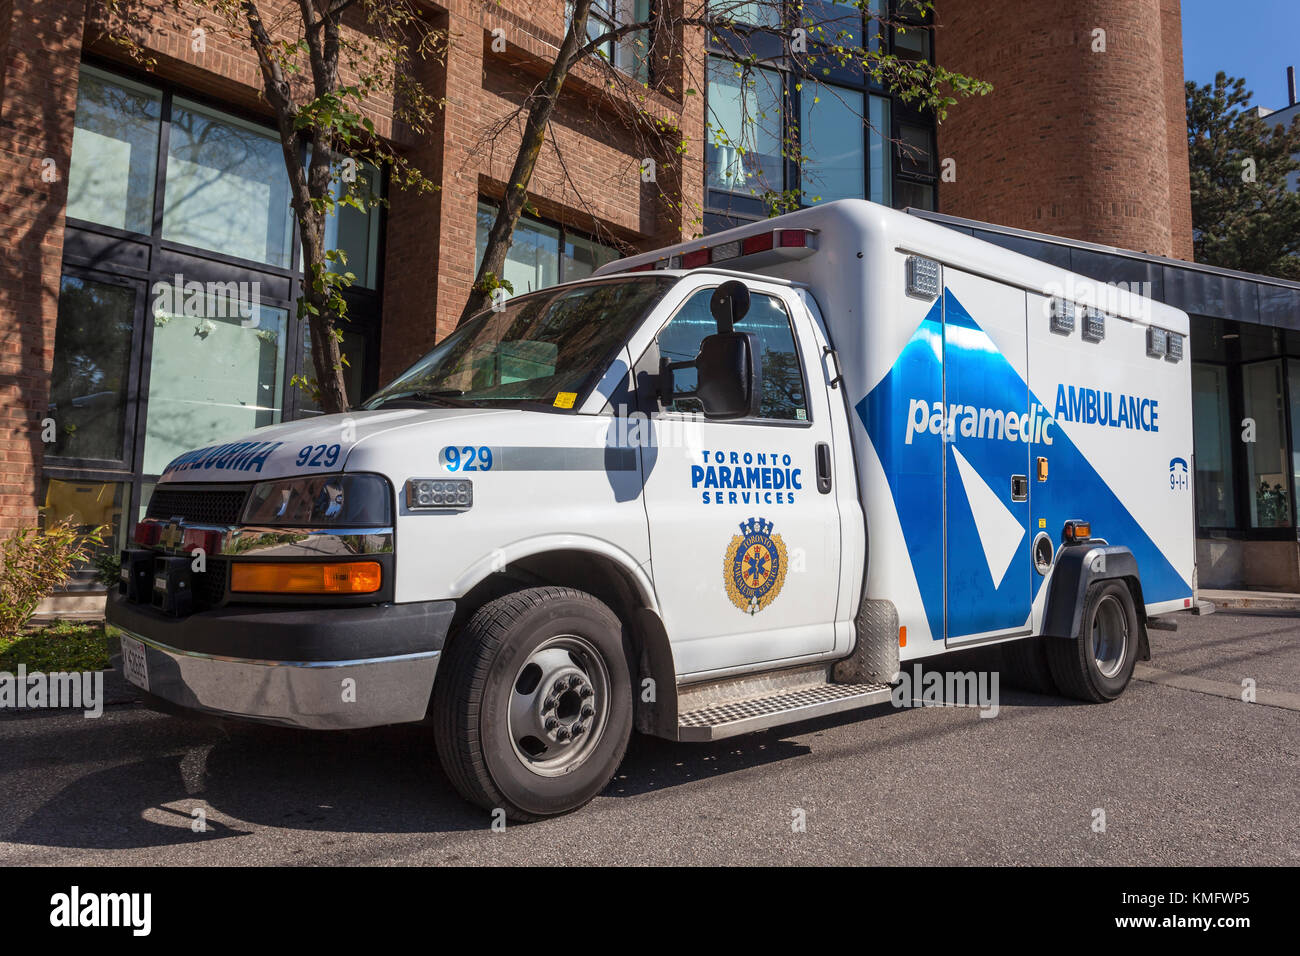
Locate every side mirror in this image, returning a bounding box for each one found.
[659,330,761,420]
[695,331,760,419]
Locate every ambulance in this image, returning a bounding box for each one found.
[108,200,1196,819]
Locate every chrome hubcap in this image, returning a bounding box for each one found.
[1092,594,1129,679]
[507,636,609,776]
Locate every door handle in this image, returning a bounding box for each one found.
[1011,474,1028,501]
[816,442,832,494]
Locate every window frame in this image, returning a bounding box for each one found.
[703,0,939,231]
[475,198,622,290]
[52,59,387,579]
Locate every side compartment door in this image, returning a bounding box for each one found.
[942,271,1034,645]
[636,281,842,677]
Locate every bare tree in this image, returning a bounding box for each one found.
[102,0,443,414]
[458,0,990,326]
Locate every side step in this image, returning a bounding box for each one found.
[677,679,893,742]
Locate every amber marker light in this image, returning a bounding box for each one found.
[231,561,382,595]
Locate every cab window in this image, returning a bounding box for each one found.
[655,288,808,421]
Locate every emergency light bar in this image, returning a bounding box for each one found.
[618,228,818,273]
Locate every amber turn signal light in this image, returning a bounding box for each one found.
[231,561,382,595]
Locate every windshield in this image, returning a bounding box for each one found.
[365,276,675,410]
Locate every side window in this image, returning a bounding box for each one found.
[655,289,808,421]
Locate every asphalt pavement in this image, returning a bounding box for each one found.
[1,608,1296,865]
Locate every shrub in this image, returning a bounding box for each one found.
[0,520,104,639]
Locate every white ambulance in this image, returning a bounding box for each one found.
[109,200,1196,819]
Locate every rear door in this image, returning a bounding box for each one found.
[941,270,1034,645]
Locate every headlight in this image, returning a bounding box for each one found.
[241,474,392,527]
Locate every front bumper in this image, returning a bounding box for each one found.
[106,596,455,730]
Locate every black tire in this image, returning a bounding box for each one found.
[432,586,633,821]
[1045,580,1140,702]
[999,638,1059,696]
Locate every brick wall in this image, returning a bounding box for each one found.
[935,0,1194,260]
[0,0,695,533]
[0,0,88,536]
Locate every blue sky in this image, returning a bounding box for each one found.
[1182,0,1299,109]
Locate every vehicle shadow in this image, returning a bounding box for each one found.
[5,713,481,850]
[7,651,1080,849]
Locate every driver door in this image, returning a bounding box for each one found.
[635,281,842,678]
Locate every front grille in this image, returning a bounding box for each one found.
[193,557,228,610]
[146,487,247,526]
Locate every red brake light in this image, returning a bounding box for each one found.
[133,522,160,547]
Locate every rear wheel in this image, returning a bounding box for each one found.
[432,586,633,821]
[1045,580,1139,702]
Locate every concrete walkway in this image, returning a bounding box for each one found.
[1199,589,1300,611]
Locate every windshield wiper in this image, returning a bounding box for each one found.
[368,389,475,409]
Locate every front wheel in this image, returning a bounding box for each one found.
[1045,580,1140,702]
[432,586,633,821]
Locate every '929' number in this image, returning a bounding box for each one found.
[295,444,341,468]
[442,445,493,472]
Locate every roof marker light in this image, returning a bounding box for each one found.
[742,233,774,255]
[681,248,711,269]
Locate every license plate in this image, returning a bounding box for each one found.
[121,635,150,692]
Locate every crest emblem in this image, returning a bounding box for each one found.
[725,517,788,614]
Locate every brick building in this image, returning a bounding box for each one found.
[3,0,1299,598]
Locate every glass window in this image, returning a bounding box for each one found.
[713,0,782,28]
[706,58,784,195]
[1192,363,1237,529]
[366,278,675,409]
[162,99,295,268]
[801,0,863,48]
[898,123,934,176]
[895,179,934,210]
[894,3,932,61]
[566,0,651,80]
[323,161,383,289]
[47,275,137,463]
[1286,360,1300,526]
[1241,360,1291,528]
[563,233,621,281]
[476,202,619,293]
[67,67,162,235]
[866,0,887,53]
[40,478,128,578]
[869,95,891,205]
[474,202,559,294]
[142,295,287,475]
[298,327,368,415]
[656,289,808,420]
[800,82,865,204]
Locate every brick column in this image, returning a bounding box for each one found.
[936,0,1180,258]
[0,0,87,535]
[1160,0,1194,261]
[379,3,482,382]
